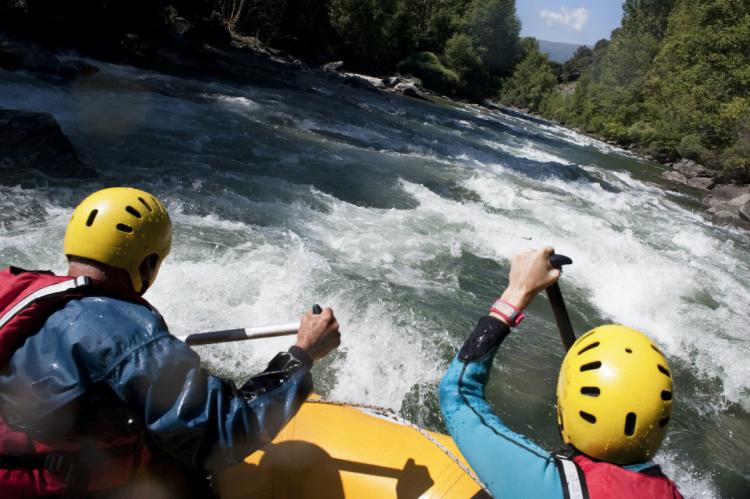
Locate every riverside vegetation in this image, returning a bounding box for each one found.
[217,0,750,184]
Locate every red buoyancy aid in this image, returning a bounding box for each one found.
[556,452,683,499]
[0,267,154,498]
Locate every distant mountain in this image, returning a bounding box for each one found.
[538,40,584,63]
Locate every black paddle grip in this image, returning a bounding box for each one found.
[549,254,572,269]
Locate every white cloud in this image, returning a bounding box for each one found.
[539,6,591,32]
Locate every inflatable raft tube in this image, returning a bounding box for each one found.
[217,399,489,498]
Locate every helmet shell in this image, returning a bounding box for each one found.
[64,187,172,293]
[556,325,673,464]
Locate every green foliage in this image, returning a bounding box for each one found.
[397,52,459,95]
[720,116,750,180]
[327,0,472,68]
[500,39,557,112]
[676,134,711,163]
[645,0,750,152]
[443,32,492,98]
[328,0,407,66]
[463,0,521,77]
[558,45,593,82]
[627,122,658,145]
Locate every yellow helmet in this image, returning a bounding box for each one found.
[64,187,172,294]
[556,325,673,465]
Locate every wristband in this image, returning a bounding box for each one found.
[489,298,525,327]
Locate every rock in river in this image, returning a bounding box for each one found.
[0,109,96,178]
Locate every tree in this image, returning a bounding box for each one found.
[464,0,521,77]
[500,38,558,112]
[559,45,593,82]
[328,0,404,66]
[645,0,750,152]
[444,32,492,99]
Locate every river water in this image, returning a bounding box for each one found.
[1,59,748,497]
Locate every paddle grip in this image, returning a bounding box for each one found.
[312,304,323,314]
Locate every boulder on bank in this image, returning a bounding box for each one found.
[687,177,716,190]
[705,185,750,227]
[393,82,427,100]
[662,159,749,228]
[662,158,718,191]
[342,73,385,92]
[740,201,750,223]
[0,109,95,178]
[662,171,688,184]
[321,60,344,72]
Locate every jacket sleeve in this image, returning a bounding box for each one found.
[438,316,564,499]
[104,326,313,473]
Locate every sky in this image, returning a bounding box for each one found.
[516,1,624,46]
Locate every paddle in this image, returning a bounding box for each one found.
[546,253,576,351]
[179,304,323,346]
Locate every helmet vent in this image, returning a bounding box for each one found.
[659,417,670,427]
[125,206,142,218]
[577,342,600,355]
[116,223,134,233]
[657,364,671,377]
[580,386,600,397]
[85,209,98,227]
[138,197,153,212]
[625,348,632,353]
[651,344,663,355]
[579,411,596,424]
[624,412,637,436]
[580,361,602,372]
[661,390,672,401]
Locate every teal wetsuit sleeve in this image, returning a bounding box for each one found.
[438,316,564,499]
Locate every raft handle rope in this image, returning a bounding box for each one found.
[306,398,490,494]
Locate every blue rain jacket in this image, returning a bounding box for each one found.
[0,296,312,473]
[439,316,653,499]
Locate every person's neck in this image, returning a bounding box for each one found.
[67,259,134,294]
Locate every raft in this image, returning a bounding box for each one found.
[216,399,488,498]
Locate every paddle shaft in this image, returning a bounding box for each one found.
[546,254,576,351]
[179,304,323,346]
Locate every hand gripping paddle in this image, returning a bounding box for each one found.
[546,254,576,351]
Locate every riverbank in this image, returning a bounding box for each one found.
[494,103,750,230]
[2,25,748,231]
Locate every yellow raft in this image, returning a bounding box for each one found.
[217,399,487,498]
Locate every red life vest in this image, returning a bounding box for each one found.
[556,452,683,499]
[0,267,154,498]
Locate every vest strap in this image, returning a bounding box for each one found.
[555,455,590,499]
[0,276,91,329]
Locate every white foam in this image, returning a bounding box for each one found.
[657,449,719,498]
[484,139,573,165]
[211,94,261,112]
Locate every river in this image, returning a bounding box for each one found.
[1,59,748,497]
